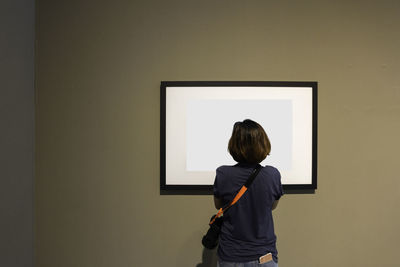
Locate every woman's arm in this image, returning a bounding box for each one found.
[272,200,279,211]
[214,196,223,210]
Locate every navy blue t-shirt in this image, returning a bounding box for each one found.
[213,163,283,263]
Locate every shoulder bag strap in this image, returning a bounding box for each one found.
[210,165,262,225]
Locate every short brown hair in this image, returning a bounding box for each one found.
[228,119,271,164]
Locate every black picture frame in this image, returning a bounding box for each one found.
[160,81,317,195]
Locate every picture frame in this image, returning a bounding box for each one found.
[160,81,317,194]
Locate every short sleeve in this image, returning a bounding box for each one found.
[213,168,221,198]
[273,169,284,200]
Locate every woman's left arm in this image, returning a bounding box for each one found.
[214,196,223,210]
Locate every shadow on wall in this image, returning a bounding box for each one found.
[176,229,217,267]
[197,248,217,267]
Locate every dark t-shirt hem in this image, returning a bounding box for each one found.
[217,252,278,263]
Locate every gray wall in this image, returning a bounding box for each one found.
[0,0,35,267]
[36,0,400,266]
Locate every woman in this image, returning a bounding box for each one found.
[213,119,283,267]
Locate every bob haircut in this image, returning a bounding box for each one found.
[228,119,271,164]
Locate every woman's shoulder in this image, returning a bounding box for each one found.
[260,165,281,181]
[216,164,235,174]
[262,165,280,174]
[216,164,245,178]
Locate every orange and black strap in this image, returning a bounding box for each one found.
[210,165,262,225]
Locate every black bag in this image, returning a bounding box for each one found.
[201,166,262,249]
[201,215,223,249]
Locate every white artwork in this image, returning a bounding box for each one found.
[161,82,317,193]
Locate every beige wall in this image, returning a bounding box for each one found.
[36,0,400,266]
